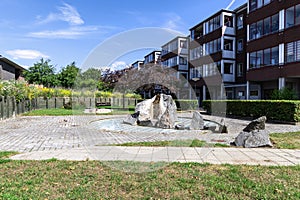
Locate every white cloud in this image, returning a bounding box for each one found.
[5,49,49,60]
[28,26,99,39]
[109,61,129,71]
[161,13,184,31]
[37,3,84,26]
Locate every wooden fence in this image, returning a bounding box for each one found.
[0,96,138,120]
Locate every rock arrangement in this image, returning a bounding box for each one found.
[234,116,273,148]
[123,94,177,129]
[124,94,227,133]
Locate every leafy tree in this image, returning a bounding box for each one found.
[271,87,298,100]
[81,68,102,80]
[23,58,59,87]
[58,62,80,88]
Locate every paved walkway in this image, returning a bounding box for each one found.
[10,146,300,166]
[1,114,300,166]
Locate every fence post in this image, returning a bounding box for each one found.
[46,98,49,109]
[55,97,57,109]
[0,96,3,120]
[6,96,9,119]
[12,96,16,118]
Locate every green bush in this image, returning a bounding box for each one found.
[175,99,198,110]
[202,100,300,122]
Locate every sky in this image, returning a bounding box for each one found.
[0,0,247,72]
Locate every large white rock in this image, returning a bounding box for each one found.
[134,94,177,129]
[190,111,204,130]
[234,130,273,148]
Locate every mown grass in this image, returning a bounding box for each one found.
[0,151,18,164]
[22,108,84,116]
[22,108,134,116]
[270,132,300,149]
[0,159,299,199]
[117,139,229,148]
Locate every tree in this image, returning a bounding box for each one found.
[58,62,80,88]
[271,87,298,100]
[81,68,102,80]
[23,58,59,87]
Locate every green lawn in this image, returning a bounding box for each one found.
[0,158,299,199]
[270,132,300,149]
[22,108,133,116]
[117,139,229,148]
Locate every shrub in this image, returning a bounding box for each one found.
[202,100,300,122]
[125,93,142,99]
[271,87,298,100]
[175,99,198,110]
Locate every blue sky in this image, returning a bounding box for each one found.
[0,0,246,72]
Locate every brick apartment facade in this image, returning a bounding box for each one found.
[130,0,300,103]
[246,0,300,99]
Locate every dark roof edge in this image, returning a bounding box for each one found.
[0,56,26,71]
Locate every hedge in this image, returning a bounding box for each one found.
[202,100,300,122]
[175,99,198,111]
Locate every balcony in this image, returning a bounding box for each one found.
[222,74,235,82]
[178,64,188,71]
[222,26,235,35]
[222,50,235,59]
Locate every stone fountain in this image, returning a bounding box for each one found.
[123,94,227,133]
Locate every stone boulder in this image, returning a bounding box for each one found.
[134,94,178,129]
[243,116,267,132]
[234,130,273,148]
[123,111,139,126]
[190,111,204,130]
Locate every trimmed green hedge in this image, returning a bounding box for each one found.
[175,100,198,110]
[202,100,300,122]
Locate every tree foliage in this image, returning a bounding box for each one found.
[23,58,59,87]
[58,62,80,88]
[271,87,298,100]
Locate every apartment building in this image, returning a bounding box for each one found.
[246,0,300,99]
[161,36,189,98]
[161,36,189,79]
[129,0,300,102]
[131,60,144,70]
[144,51,161,64]
[189,7,245,103]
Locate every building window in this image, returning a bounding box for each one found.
[205,38,221,55]
[237,39,243,52]
[263,48,271,66]
[249,23,257,40]
[238,91,245,97]
[206,15,220,34]
[249,0,257,12]
[180,40,187,48]
[286,40,300,63]
[190,67,201,78]
[271,13,279,33]
[224,15,233,27]
[250,90,259,96]
[263,17,270,35]
[249,0,273,12]
[237,63,243,77]
[224,63,233,74]
[237,15,243,29]
[179,56,187,65]
[249,46,279,69]
[249,13,279,40]
[224,39,233,51]
[190,46,203,60]
[271,46,279,65]
[286,4,300,29]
